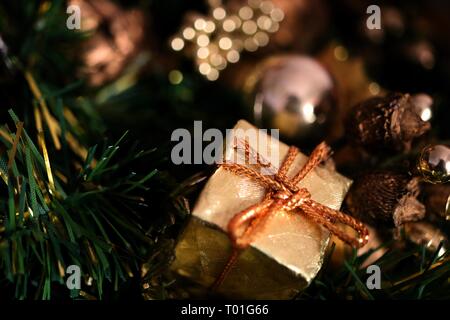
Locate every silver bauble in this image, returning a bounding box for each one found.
[247,55,336,145]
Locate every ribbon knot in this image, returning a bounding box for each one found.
[283,188,311,209]
[211,139,369,290]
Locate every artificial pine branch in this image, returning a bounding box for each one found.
[1,0,449,301]
[0,1,176,299]
[0,108,165,299]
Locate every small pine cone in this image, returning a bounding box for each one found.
[346,93,430,153]
[345,171,426,228]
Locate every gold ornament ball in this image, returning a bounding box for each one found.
[418,144,450,184]
[246,55,336,145]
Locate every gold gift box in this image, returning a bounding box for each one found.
[170,120,352,299]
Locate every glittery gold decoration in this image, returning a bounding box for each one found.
[7,122,23,171]
[170,0,284,81]
[25,72,58,193]
[25,72,90,166]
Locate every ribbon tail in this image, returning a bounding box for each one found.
[299,201,369,248]
[212,198,274,291]
[210,248,240,292]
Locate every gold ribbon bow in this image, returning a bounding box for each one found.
[212,139,369,290]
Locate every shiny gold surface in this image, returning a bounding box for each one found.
[170,120,352,299]
[170,0,284,81]
[171,217,308,299]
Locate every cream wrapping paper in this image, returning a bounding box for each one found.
[170,120,352,299]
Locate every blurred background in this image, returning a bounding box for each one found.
[0,0,450,300]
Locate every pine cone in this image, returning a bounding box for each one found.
[345,171,425,228]
[346,93,430,153]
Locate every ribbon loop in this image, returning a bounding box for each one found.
[221,140,368,248]
[212,140,369,290]
[282,188,311,211]
[227,198,274,249]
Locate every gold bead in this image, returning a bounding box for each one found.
[219,37,232,50]
[254,31,269,47]
[270,8,284,22]
[182,27,196,40]
[171,37,184,51]
[213,7,226,20]
[239,6,254,20]
[206,68,219,81]
[204,21,216,33]
[199,62,211,75]
[244,37,258,52]
[168,70,183,84]
[242,20,257,35]
[223,18,236,32]
[197,34,210,47]
[197,47,210,59]
[226,50,240,63]
[260,1,274,14]
[257,15,272,31]
[194,18,206,30]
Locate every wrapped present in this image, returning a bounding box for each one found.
[170,120,367,299]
